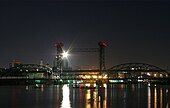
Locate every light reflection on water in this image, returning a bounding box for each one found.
[61,85,71,108]
[0,84,170,108]
[154,87,157,108]
[148,86,151,108]
[84,86,106,108]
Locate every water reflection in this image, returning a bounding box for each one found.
[154,87,157,108]
[61,85,71,108]
[147,85,170,108]
[160,88,163,108]
[83,86,106,108]
[167,89,170,108]
[148,86,151,108]
[0,84,170,108]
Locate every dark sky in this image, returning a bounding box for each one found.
[0,0,170,69]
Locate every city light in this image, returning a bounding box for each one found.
[147,73,151,76]
[92,75,97,79]
[103,74,108,79]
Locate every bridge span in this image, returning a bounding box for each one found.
[53,63,169,84]
[0,63,169,85]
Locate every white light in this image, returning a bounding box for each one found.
[61,85,71,108]
[92,75,97,79]
[147,73,150,76]
[103,84,107,88]
[99,75,102,79]
[85,75,91,79]
[85,83,90,87]
[138,79,143,82]
[131,68,134,70]
[62,51,69,58]
[103,74,108,79]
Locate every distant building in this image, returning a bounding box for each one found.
[9,60,21,68]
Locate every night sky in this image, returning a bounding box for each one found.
[0,0,170,70]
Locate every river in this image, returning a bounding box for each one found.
[0,84,169,108]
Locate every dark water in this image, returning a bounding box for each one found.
[0,84,170,108]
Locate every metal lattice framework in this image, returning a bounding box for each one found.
[11,64,52,73]
[109,63,169,78]
[110,63,165,71]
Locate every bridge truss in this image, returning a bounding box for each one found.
[0,63,169,84]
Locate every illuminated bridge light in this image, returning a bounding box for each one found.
[103,74,108,79]
[160,74,163,78]
[92,75,97,79]
[85,83,91,87]
[109,80,124,83]
[98,75,102,79]
[85,75,91,79]
[147,73,151,76]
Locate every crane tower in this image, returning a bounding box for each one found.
[53,41,108,73]
[53,42,64,73]
[98,41,108,71]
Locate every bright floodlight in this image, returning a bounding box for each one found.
[62,51,69,58]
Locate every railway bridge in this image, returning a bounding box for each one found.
[0,63,169,84]
[55,63,169,84]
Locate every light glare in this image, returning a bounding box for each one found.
[62,51,69,58]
